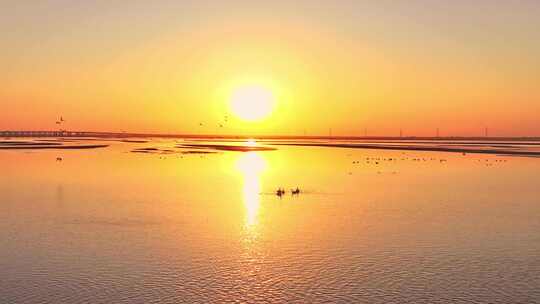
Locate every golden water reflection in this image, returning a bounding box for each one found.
[235,152,267,232]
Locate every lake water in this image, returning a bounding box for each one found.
[1,139,539,303]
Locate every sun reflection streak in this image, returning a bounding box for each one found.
[235,152,267,231]
[246,138,257,147]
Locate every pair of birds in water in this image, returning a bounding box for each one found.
[276,187,301,197]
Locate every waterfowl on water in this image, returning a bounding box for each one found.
[276,188,285,197]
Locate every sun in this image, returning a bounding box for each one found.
[230,85,275,121]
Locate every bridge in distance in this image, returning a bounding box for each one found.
[2,130,540,142]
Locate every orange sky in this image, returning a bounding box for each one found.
[1,1,539,136]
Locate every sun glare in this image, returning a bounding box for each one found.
[246,139,257,147]
[230,85,275,121]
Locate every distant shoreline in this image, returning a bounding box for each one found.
[2,130,540,142]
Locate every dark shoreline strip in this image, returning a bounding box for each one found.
[0,144,109,150]
[0,142,62,146]
[178,144,276,152]
[271,143,540,156]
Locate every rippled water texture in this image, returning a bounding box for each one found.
[1,138,539,303]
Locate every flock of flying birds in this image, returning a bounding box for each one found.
[56,114,227,129]
[199,115,229,129]
[56,114,230,130]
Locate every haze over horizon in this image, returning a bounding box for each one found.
[2,1,539,137]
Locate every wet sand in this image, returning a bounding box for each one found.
[271,142,540,156]
[0,144,109,150]
[0,141,62,146]
[178,144,276,152]
[131,147,217,154]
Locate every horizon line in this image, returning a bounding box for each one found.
[2,130,540,141]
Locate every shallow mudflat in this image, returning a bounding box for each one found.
[0,144,109,149]
[270,140,540,156]
[131,147,217,154]
[0,141,62,146]
[179,143,277,152]
[0,139,109,149]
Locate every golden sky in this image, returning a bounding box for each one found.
[1,1,539,136]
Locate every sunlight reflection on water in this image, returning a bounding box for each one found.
[236,152,266,232]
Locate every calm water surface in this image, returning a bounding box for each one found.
[1,139,539,303]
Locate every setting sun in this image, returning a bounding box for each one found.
[230,85,275,121]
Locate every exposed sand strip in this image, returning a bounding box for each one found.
[178,144,276,152]
[271,142,540,156]
[0,144,109,150]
